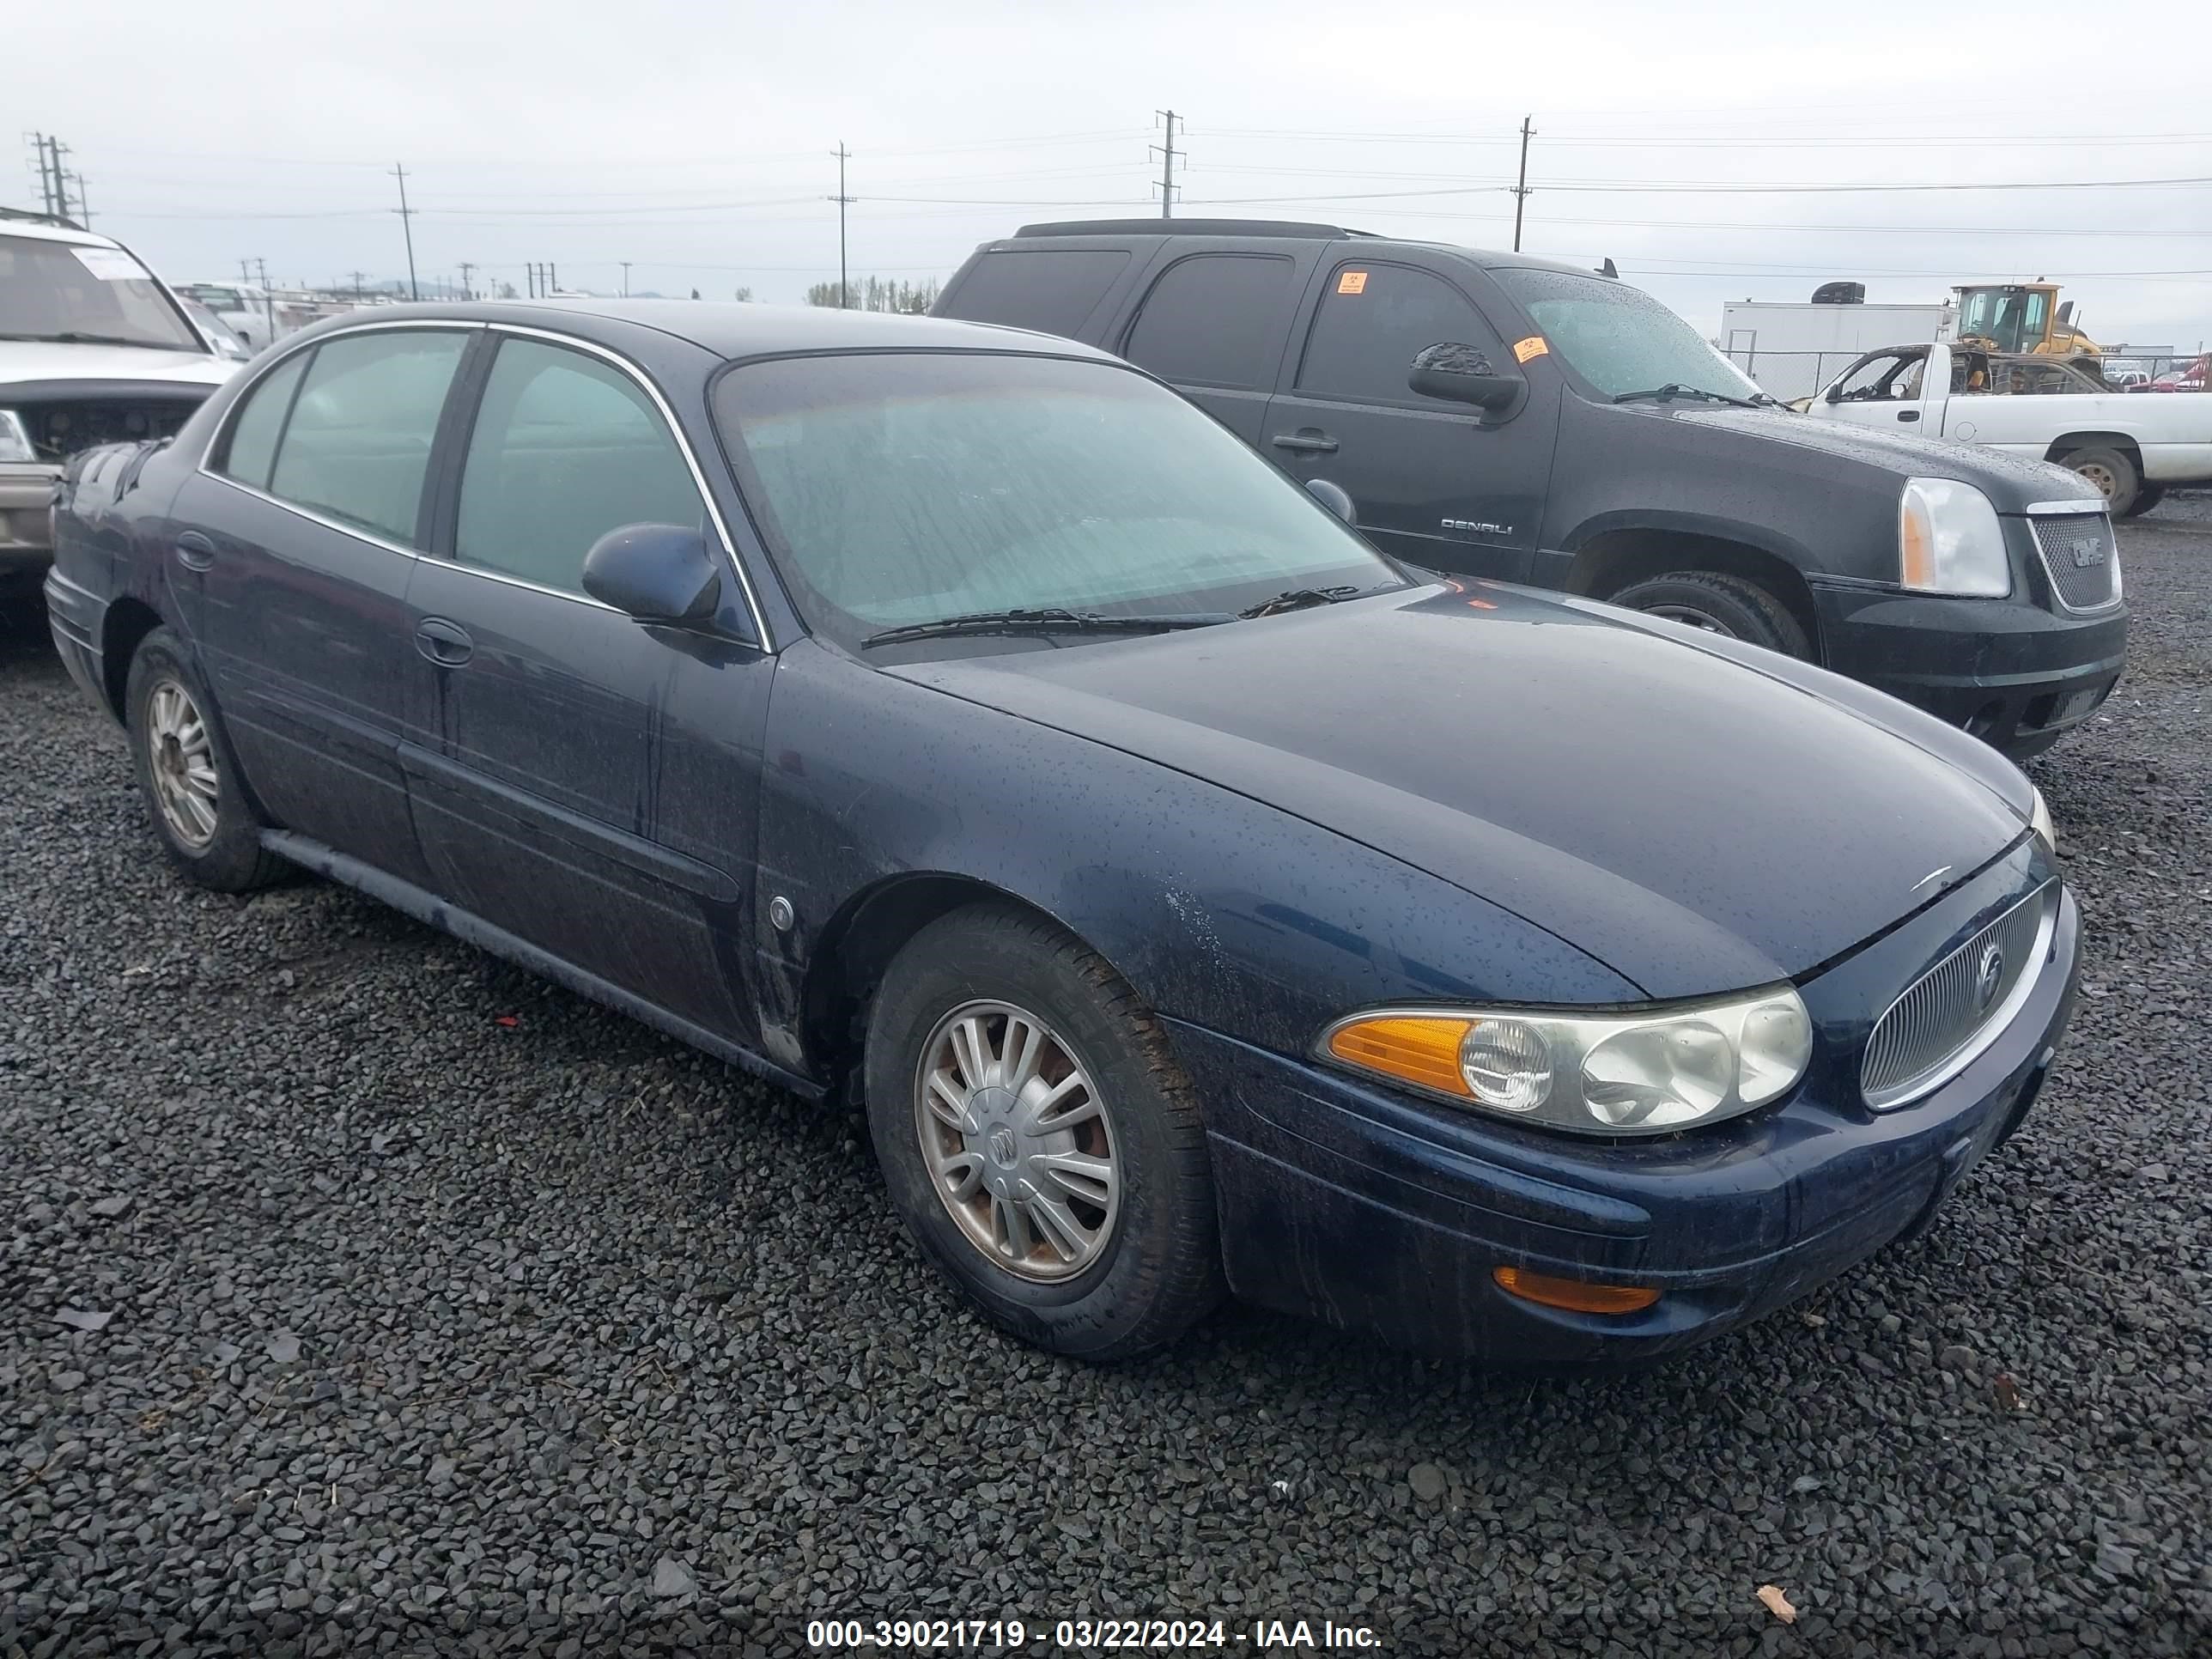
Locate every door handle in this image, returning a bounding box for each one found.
[414,617,474,666]
[1896,410,1921,422]
[1271,429,1340,454]
[174,532,216,572]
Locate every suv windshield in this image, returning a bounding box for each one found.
[1492,266,1762,404]
[714,351,1402,652]
[0,234,203,351]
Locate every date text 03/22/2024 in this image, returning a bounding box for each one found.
[804,1617,1386,1651]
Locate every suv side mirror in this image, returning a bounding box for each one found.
[581,523,723,624]
[1824,384,1844,404]
[1408,343,1525,418]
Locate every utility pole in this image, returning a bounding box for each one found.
[549,262,557,295]
[619,260,631,298]
[458,261,476,300]
[256,257,275,343]
[828,143,853,307]
[349,270,366,301]
[69,173,89,226]
[1152,111,1180,219]
[391,162,419,301]
[1511,115,1534,252]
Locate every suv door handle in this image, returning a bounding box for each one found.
[174,532,216,572]
[414,617,474,666]
[1896,410,1921,422]
[1271,429,1340,454]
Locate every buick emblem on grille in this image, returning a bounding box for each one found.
[1974,943,2006,1011]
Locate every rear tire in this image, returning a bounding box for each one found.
[1607,570,1810,658]
[864,902,1223,1361]
[125,628,285,892]
[2119,483,2165,519]
[2061,447,2141,516]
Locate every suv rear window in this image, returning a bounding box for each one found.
[1122,254,1295,390]
[936,249,1129,339]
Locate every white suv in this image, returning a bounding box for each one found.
[2,213,240,590]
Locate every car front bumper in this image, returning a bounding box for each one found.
[1808,580,2126,758]
[0,464,63,582]
[1167,870,2079,1367]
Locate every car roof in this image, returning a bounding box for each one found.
[303,298,1120,363]
[1001,217,1601,277]
[0,213,121,250]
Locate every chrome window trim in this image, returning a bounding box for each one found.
[1862,880,2060,1111]
[485,322,773,648]
[201,471,423,562]
[2022,499,2110,516]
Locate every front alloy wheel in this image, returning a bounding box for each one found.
[915,1000,1121,1280]
[144,678,220,848]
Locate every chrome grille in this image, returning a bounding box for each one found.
[1863,884,2056,1109]
[2031,514,2120,612]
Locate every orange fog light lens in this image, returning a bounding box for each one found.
[1493,1267,1662,1315]
[1326,1015,1474,1097]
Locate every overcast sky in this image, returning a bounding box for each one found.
[21,0,2212,349]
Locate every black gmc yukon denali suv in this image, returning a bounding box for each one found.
[935,219,2127,757]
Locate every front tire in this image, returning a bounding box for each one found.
[125,628,284,892]
[1608,570,1810,658]
[2119,483,2165,519]
[2062,447,2141,516]
[864,902,1223,1361]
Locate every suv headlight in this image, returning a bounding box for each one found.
[1899,477,2011,597]
[1319,987,1814,1136]
[0,410,37,465]
[2030,786,2056,852]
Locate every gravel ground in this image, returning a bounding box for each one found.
[4,517,2209,1659]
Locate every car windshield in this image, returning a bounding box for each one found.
[0,234,203,351]
[714,351,1403,651]
[1491,266,1763,403]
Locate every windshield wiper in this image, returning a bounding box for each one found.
[0,331,197,351]
[1612,383,1765,410]
[1237,585,1364,619]
[860,606,1229,648]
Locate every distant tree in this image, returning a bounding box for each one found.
[690,288,702,300]
[805,276,941,313]
[495,281,518,300]
[732,286,754,302]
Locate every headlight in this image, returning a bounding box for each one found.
[0,410,36,465]
[1319,987,1813,1136]
[2030,786,2056,852]
[1899,477,2011,597]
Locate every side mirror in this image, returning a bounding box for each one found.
[581,522,722,624]
[1408,343,1525,418]
[1824,384,1844,404]
[1304,478,1356,526]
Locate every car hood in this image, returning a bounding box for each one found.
[0,341,235,388]
[1672,405,2088,507]
[889,585,2031,999]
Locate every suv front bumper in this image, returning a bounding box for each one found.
[1808,579,2126,758]
[0,463,62,583]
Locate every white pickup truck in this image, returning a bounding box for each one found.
[1806,340,2212,516]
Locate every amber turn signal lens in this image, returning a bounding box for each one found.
[1492,1267,1661,1315]
[1326,1015,1474,1097]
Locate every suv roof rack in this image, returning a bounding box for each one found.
[1,204,86,231]
[1012,217,1376,240]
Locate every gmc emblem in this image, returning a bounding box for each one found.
[2072,544,2106,568]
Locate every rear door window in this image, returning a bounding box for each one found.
[1122,254,1296,390]
[454,337,705,597]
[1296,263,1503,406]
[216,352,309,489]
[267,330,467,545]
[934,248,1130,338]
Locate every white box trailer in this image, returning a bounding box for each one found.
[1720,300,1952,403]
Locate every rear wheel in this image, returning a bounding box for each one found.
[2119,483,2166,519]
[1607,570,1809,658]
[125,629,285,892]
[2061,447,2141,516]
[864,902,1222,1361]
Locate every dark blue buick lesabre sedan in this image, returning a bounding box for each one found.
[46,301,2077,1365]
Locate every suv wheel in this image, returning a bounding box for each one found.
[864,902,1222,1361]
[125,629,286,891]
[1608,571,1810,658]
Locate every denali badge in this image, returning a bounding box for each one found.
[1974,942,2006,1012]
[1441,518,1513,538]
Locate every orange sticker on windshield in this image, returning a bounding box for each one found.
[1336,270,1369,295]
[1512,336,1549,363]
